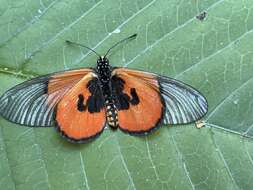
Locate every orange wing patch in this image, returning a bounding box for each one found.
[46,69,94,121]
[112,69,164,134]
[56,73,106,143]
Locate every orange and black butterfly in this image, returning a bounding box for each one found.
[0,34,208,143]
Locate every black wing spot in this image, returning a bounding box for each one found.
[118,93,130,110]
[77,94,86,112]
[86,78,105,113]
[129,88,139,105]
[112,76,140,110]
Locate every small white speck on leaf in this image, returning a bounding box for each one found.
[233,99,239,105]
[195,120,205,129]
[112,28,121,34]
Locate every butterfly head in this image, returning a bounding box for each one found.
[66,34,137,77]
[97,56,109,65]
[96,56,110,68]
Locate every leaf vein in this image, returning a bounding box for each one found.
[31,130,50,189]
[116,135,137,190]
[0,126,16,189]
[145,137,160,181]
[79,152,90,190]
[73,0,157,66]
[1,0,59,46]
[245,143,253,168]
[124,0,224,67]
[175,28,253,79]
[244,123,253,136]
[210,134,240,190]
[207,75,253,120]
[205,122,253,139]
[20,0,103,66]
[170,133,196,190]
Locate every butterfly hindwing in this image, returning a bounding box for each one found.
[0,68,92,127]
[112,69,164,134]
[55,72,106,143]
[158,76,208,124]
[112,68,208,134]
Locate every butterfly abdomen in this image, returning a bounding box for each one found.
[99,78,119,128]
[105,99,118,128]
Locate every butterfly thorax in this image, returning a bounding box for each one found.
[96,56,119,128]
[96,56,111,83]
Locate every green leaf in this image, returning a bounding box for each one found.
[1,0,253,189]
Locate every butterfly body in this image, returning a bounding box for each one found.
[95,56,119,128]
[0,36,208,143]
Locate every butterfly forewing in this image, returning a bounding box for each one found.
[55,72,106,143]
[112,69,164,134]
[0,69,93,127]
[112,68,208,130]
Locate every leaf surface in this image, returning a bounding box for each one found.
[1,0,253,189]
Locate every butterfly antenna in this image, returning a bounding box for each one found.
[65,40,101,57]
[104,33,137,57]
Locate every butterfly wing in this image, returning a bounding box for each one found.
[157,75,208,124]
[55,72,106,143]
[111,69,164,134]
[112,68,208,134]
[0,68,93,127]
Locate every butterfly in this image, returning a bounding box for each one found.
[0,34,208,143]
